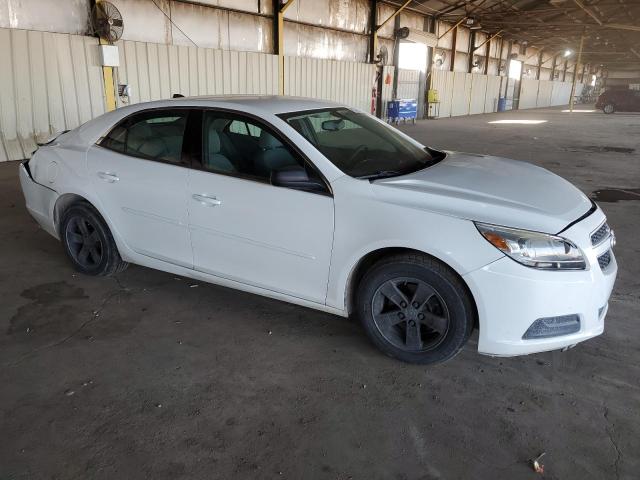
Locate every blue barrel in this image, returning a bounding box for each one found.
[497,97,507,112]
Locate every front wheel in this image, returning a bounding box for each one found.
[61,203,128,276]
[603,103,615,114]
[356,254,475,364]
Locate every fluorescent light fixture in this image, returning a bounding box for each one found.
[561,109,596,113]
[564,49,572,57]
[488,120,548,124]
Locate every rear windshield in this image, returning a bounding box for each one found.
[279,108,441,179]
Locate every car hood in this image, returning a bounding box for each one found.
[372,151,592,233]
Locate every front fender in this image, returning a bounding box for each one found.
[325,177,503,312]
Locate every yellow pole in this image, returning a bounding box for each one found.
[277,0,296,95]
[97,0,117,111]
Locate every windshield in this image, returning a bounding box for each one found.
[279,108,441,179]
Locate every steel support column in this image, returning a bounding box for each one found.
[274,0,296,95]
[371,0,411,64]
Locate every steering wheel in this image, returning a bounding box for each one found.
[347,144,369,168]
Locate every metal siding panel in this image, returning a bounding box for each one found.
[147,42,162,100]
[157,44,171,99]
[84,37,105,118]
[258,54,266,95]
[237,51,247,93]
[42,32,66,136]
[168,45,180,96]
[196,47,206,95]
[178,46,190,95]
[450,72,471,117]
[123,41,140,104]
[484,75,501,113]
[0,29,22,160]
[13,29,35,156]
[469,74,487,115]
[230,51,240,94]
[537,80,553,108]
[205,49,215,95]
[213,49,224,95]
[188,46,198,96]
[56,34,82,127]
[70,35,93,124]
[396,69,420,101]
[519,79,539,110]
[28,30,49,143]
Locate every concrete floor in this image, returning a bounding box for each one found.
[1,106,639,479]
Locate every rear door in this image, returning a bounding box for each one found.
[187,109,335,304]
[88,108,195,268]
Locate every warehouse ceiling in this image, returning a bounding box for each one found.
[388,0,640,70]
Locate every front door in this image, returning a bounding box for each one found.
[88,108,193,268]
[187,110,334,304]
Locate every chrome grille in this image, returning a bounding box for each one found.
[591,222,610,246]
[597,250,612,270]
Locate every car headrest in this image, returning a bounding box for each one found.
[258,130,283,150]
[208,129,221,154]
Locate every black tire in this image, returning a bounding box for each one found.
[356,253,474,364]
[61,202,128,276]
[603,103,615,114]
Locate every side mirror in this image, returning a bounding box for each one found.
[271,166,326,192]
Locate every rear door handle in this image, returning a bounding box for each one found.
[192,194,222,206]
[98,171,119,183]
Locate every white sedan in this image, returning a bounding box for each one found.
[19,96,617,364]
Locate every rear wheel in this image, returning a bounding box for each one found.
[603,103,615,114]
[356,253,474,364]
[61,203,128,276]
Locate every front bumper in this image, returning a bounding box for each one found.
[19,162,59,238]
[464,208,617,356]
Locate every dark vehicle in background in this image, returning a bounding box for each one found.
[596,88,640,114]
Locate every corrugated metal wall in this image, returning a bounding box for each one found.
[0,28,105,161]
[432,68,586,117]
[283,56,377,112]
[431,70,501,118]
[430,70,454,118]
[469,75,488,115]
[115,40,279,105]
[519,78,540,109]
[484,76,502,113]
[0,28,384,161]
[396,69,420,101]
[380,65,395,110]
[519,79,585,109]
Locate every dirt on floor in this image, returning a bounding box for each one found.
[1,107,639,480]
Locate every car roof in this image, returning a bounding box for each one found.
[67,96,348,147]
[166,95,344,114]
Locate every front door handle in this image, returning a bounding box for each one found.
[98,171,119,183]
[192,194,222,206]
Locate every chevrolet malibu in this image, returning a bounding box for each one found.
[19,96,617,364]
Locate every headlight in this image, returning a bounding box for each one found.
[475,222,586,270]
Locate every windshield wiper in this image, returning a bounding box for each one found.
[356,170,404,180]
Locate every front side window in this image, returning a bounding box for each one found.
[100,109,188,164]
[202,111,304,181]
[280,108,442,179]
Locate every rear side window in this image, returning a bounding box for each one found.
[101,124,126,152]
[100,109,188,164]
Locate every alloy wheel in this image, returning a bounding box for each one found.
[65,215,104,268]
[371,277,450,352]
